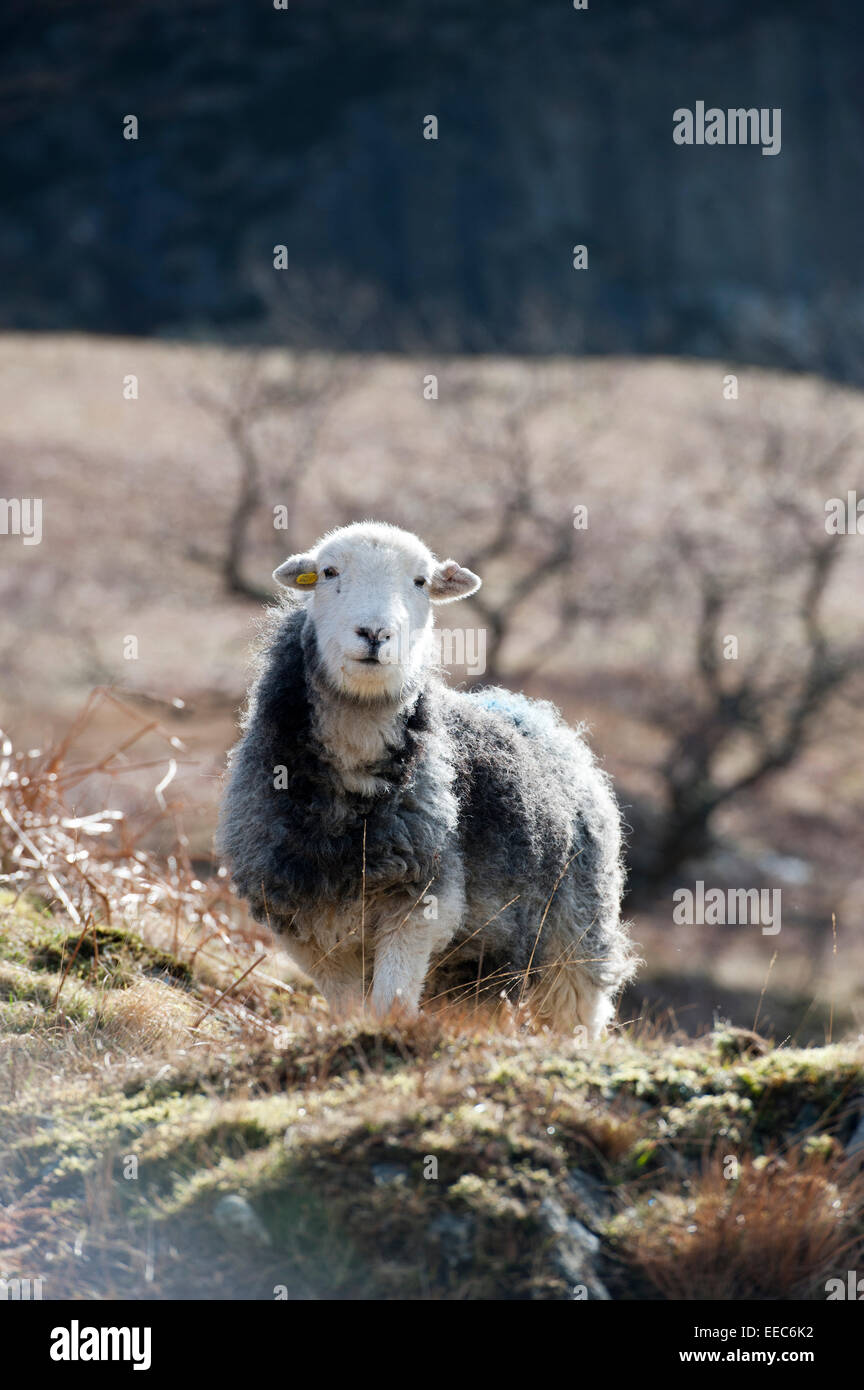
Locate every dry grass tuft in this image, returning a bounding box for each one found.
[616,1150,864,1301]
[96,978,201,1047]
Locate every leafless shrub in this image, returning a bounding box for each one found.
[0,688,262,995]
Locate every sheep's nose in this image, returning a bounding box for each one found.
[355,625,391,648]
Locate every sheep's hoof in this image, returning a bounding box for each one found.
[369,995,419,1026]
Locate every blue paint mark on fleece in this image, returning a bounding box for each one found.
[470,687,561,738]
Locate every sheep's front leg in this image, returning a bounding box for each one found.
[370,925,436,1018]
[370,861,466,1019]
[370,903,455,1019]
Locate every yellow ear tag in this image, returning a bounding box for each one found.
[296,572,318,586]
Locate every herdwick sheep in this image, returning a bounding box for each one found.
[217,521,637,1037]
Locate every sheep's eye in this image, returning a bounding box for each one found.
[414,576,427,588]
[322,567,340,579]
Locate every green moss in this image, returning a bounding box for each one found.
[29,922,192,989]
[0,960,95,1025]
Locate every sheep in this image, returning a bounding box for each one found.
[217,521,637,1036]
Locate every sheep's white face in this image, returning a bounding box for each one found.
[274,524,481,701]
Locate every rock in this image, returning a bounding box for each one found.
[213,1194,271,1248]
[845,1106,864,1159]
[565,1168,614,1227]
[371,1162,409,1187]
[427,1212,475,1269]
[712,1027,771,1059]
[540,1195,611,1300]
[792,1103,821,1137]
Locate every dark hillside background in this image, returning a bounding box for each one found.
[2,0,863,373]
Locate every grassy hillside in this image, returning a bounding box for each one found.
[2,891,862,1302]
[1,334,862,1300]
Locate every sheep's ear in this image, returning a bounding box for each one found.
[273,552,319,590]
[429,558,482,603]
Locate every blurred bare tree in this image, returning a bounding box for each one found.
[642,401,864,875]
[441,374,613,684]
[189,349,349,599]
